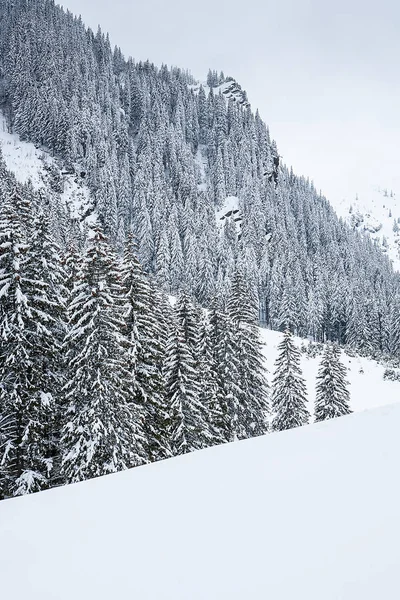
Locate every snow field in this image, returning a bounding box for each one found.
[1,400,399,599]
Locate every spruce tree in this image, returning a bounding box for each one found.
[228,270,269,439]
[120,236,170,462]
[0,191,65,495]
[315,345,351,422]
[164,322,205,455]
[60,226,146,484]
[271,330,309,431]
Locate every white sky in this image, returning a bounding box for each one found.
[62,0,400,205]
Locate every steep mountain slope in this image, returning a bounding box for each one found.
[0,0,398,360]
[1,400,399,600]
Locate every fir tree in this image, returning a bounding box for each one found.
[60,226,146,484]
[315,345,351,422]
[175,289,200,357]
[120,236,170,462]
[0,193,64,496]
[228,270,269,439]
[20,211,66,491]
[271,330,309,431]
[164,323,206,455]
[196,313,220,447]
[209,300,241,443]
[0,189,35,496]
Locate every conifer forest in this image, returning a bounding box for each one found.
[0,0,397,498]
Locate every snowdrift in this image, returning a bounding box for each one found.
[1,402,400,599]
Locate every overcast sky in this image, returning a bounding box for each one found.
[62,0,400,205]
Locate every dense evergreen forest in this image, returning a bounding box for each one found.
[0,0,396,497]
[1,0,399,350]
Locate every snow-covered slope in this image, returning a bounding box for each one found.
[215,194,242,232]
[259,328,400,415]
[331,184,400,270]
[1,400,400,600]
[0,111,94,223]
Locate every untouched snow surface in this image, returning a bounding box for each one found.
[0,112,45,187]
[1,402,400,599]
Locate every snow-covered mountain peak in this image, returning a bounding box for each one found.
[190,76,250,107]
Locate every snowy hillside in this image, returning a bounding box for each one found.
[331,184,400,270]
[259,328,400,415]
[0,111,94,223]
[1,400,400,600]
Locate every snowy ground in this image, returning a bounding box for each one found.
[215,194,241,230]
[1,400,400,599]
[260,328,400,416]
[0,111,94,223]
[330,185,400,270]
[0,112,46,187]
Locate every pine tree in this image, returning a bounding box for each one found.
[120,236,170,462]
[271,330,309,431]
[60,226,146,484]
[0,191,65,495]
[164,323,206,455]
[209,300,241,443]
[315,345,351,422]
[228,270,269,439]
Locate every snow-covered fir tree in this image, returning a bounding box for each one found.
[0,190,66,496]
[271,330,309,431]
[228,270,269,438]
[208,299,242,442]
[175,289,201,357]
[0,188,36,497]
[120,235,170,461]
[61,226,146,484]
[164,322,207,455]
[315,345,351,422]
[196,312,220,447]
[19,210,66,492]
